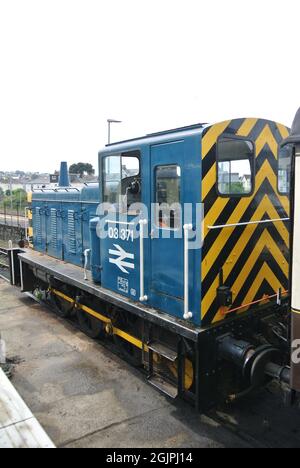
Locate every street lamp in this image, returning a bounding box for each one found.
[107,119,122,145]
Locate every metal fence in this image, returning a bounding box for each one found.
[0,206,28,229]
[0,248,9,280]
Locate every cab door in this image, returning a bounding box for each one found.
[150,141,186,315]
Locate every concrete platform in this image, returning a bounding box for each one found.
[0,368,55,448]
[2,278,300,448]
[0,279,250,448]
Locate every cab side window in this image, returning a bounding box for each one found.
[278,144,293,194]
[103,151,141,211]
[155,165,181,229]
[217,137,254,196]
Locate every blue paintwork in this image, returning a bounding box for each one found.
[81,185,99,260]
[58,162,70,187]
[98,125,204,326]
[31,185,100,268]
[100,214,141,300]
[59,189,82,266]
[32,190,53,254]
[31,124,204,326]
[90,217,101,283]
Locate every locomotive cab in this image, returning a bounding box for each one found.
[97,119,290,330]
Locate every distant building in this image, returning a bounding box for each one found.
[0,172,98,193]
[242,174,251,192]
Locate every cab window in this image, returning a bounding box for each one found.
[103,151,141,210]
[217,137,254,196]
[278,144,292,194]
[155,164,181,229]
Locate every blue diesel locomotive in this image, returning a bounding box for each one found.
[8,116,300,411]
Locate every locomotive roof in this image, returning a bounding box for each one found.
[101,122,208,154]
[100,117,289,156]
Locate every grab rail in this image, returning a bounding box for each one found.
[139,219,148,302]
[183,224,193,320]
[207,218,290,230]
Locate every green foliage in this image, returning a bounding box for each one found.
[230,182,245,194]
[222,182,247,194]
[69,162,95,177]
[0,188,27,213]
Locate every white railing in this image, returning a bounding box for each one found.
[139,219,148,302]
[183,224,193,320]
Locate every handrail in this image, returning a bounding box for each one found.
[207,218,290,230]
[183,224,193,320]
[139,219,148,302]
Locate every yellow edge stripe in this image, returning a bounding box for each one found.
[80,304,111,324]
[255,124,278,158]
[52,288,75,304]
[277,123,289,139]
[112,327,148,351]
[51,289,148,351]
[202,120,231,158]
[292,309,300,315]
[236,118,258,137]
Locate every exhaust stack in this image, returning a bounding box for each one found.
[58,161,70,187]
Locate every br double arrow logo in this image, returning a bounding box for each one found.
[109,244,135,274]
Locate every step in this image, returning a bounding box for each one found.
[147,341,177,362]
[148,375,178,399]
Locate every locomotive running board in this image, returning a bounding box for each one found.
[16,249,200,343]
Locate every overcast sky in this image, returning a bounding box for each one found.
[0,0,299,174]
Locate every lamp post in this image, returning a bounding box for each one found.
[107,119,122,145]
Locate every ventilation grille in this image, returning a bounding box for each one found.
[35,207,42,244]
[50,209,57,249]
[68,210,76,254]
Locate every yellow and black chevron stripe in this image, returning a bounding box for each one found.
[201,118,290,326]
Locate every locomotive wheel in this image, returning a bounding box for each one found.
[76,309,105,339]
[112,309,142,367]
[50,290,74,318]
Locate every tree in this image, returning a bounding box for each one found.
[2,188,27,211]
[69,163,95,177]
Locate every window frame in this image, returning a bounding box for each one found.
[277,143,293,196]
[154,163,182,231]
[216,134,256,198]
[102,150,141,210]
